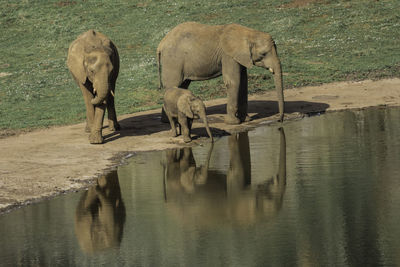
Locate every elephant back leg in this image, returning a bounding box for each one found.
[106,78,120,131]
[178,112,191,143]
[179,79,191,89]
[159,53,185,89]
[106,92,120,131]
[238,66,249,122]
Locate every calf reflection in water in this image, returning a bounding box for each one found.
[163,143,214,195]
[74,170,126,254]
[163,128,286,226]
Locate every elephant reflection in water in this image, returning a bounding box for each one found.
[253,128,286,214]
[74,170,126,254]
[163,128,286,226]
[163,143,214,196]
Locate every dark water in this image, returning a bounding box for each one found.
[1,107,400,267]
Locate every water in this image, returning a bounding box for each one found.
[1,107,400,266]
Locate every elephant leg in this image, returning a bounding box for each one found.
[160,61,186,123]
[89,103,106,144]
[178,112,191,143]
[187,118,193,134]
[165,108,178,137]
[238,67,250,122]
[79,83,95,132]
[179,79,191,89]
[106,91,120,131]
[222,57,242,124]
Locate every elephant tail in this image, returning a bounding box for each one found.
[157,50,162,90]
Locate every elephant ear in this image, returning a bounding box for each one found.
[220,24,254,69]
[177,94,195,119]
[67,46,88,85]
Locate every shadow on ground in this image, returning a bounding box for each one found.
[207,100,330,119]
[103,100,329,143]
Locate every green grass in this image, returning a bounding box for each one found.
[0,0,399,130]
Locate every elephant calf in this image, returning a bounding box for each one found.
[163,87,213,143]
[67,30,120,144]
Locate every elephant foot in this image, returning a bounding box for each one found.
[85,124,91,133]
[89,132,104,144]
[225,115,241,125]
[183,136,192,143]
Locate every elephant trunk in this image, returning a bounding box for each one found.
[91,80,109,106]
[267,44,285,122]
[200,110,213,142]
[273,62,284,122]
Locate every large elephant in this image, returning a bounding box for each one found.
[157,22,285,124]
[163,87,213,143]
[67,30,120,144]
[74,170,126,254]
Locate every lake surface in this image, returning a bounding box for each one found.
[1,107,400,266]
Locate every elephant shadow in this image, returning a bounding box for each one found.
[102,112,170,142]
[190,126,230,139]
[103,99,328,143]
[206,100,330,120]
[103,111,230,143]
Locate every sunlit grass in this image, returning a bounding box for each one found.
[0,0,399,130]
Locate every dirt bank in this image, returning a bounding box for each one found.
[1,78,399,213]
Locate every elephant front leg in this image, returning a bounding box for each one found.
[89,103,106,144]
[178,112,191,143]
[164,106,178,137]
[169,118,178,137]
[222,58,242,125]
[80,84,95,132]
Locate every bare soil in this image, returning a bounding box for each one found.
[1,78,400,214]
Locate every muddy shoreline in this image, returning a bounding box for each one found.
[1,78,399,214]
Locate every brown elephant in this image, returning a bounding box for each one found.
[163,87,213,143]
[74,170,126,254]
[67,30,120,144]
[157,22,284,125]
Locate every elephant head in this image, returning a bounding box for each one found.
[67,30,118,106]
[177,94,213,141]
[83,44,115,106]
[221,25,285,121]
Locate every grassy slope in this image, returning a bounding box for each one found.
[0,0,399,130]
